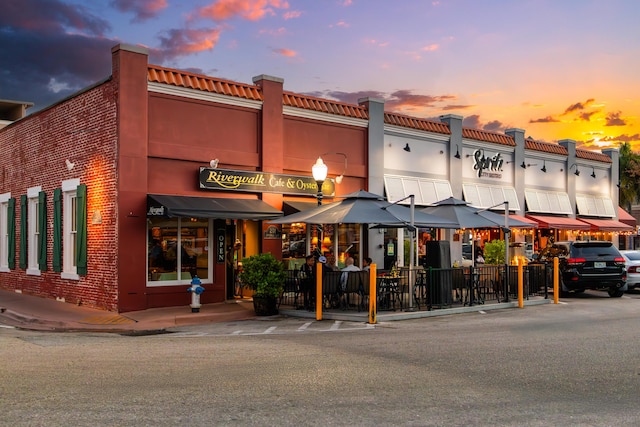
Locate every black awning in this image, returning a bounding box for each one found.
[147,195,283,220]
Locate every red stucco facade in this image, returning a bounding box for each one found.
[0,44,368,312]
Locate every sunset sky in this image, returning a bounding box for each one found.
[2,0,639,152]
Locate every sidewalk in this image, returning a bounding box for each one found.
[0,288,257,333]
[0,288,552,333]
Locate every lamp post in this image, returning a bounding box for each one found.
[312,157,328,206]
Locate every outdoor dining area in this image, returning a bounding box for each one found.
[272,189,550,318]
[278,262,550,315]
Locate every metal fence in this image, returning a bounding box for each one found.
[279,264,551,312]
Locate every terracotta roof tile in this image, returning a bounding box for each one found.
[384,112,450,134]
[524,138,568,155]
[282,91,368,119]
[462,128,515,146]
[148,65,263,101]
[577,148,612,163]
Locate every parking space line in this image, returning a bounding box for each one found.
[297,322,312,332]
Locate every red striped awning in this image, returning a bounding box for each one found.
[577,217,634,232]
[618,206,637,227]
[525,215,591,230]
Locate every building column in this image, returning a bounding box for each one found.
[112,44,149,312]
[558,139,577,219]
[440,114,463,198]
[359,97,385,267]
[505,128,526,216]
[252,75,284,255]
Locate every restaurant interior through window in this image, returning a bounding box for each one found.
[281,223,361,270]
[148,217,211,283]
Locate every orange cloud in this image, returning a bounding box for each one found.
[421,44,439,52]
[272,47,296,57]
[195,0,289,22]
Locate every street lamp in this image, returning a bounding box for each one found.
[312,157,328,206]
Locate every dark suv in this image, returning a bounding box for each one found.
[537,241,627,297]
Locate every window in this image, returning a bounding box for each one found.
[26,186,41,276]
[147,217,211,286]
[0,193,9,272]
[62,179,79,280]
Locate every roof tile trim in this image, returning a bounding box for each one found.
[525,138,568,155]
[462,128,515,146]
[282,91,368,119]
[384,112,450,135]
[148,65,263,101]
[576,148,612,163]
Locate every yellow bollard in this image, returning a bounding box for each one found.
[316,262,323,321]
[518,261,524,308]
[369,264,377,324]
[553,257,559,304]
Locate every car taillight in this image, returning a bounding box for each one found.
[566,257,586,266]
[629,266,640,273]
[614,257,626,265]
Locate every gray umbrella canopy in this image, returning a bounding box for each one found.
[421,197,534,229]
[270,190,458,228]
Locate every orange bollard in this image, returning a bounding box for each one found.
[369,264,377,324]
[517,261,524,308]
[316,262,323,321]
[553,257,559,304]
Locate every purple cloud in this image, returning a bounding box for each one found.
[110,0,168,22]
[605,111,627,126]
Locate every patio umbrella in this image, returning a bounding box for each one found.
[421,197,533,229]
[270,190,459,228]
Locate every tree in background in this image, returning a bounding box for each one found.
[619,142,640,211]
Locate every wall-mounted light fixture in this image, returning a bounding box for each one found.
[403,143,411,152]
[570,163,580,176]
[91,210,102,225]
[540,161,547,173]
[65,159,75,171]
[209,159,219,168]
[591,167,596,178]
[454,144,461,159]
[520,161,527,169]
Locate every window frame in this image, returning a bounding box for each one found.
[61,179,79,280]
[26,186,41,276]
[0,192,9,272]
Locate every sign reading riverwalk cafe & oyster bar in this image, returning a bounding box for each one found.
[198,167,335,197]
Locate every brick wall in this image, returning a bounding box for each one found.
[0,80,120,311]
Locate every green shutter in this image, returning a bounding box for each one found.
[53,189,62,272]
[38,191,47,271]
[76,184,87,275]
[19,195,26,270]
[8,198,15,270]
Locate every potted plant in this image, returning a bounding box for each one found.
[238,252,286,316]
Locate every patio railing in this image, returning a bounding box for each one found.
[280,263,551,312]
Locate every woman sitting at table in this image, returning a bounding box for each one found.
[475,250,485,266]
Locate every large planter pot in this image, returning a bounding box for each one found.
[252,295,279,316]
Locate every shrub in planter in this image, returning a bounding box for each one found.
[238,253,286,315]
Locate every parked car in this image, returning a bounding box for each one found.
[536,241,627,297]
[620,250,640,290]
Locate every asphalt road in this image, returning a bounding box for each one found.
[1,290,640,426]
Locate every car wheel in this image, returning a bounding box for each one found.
[608,288,624,298]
